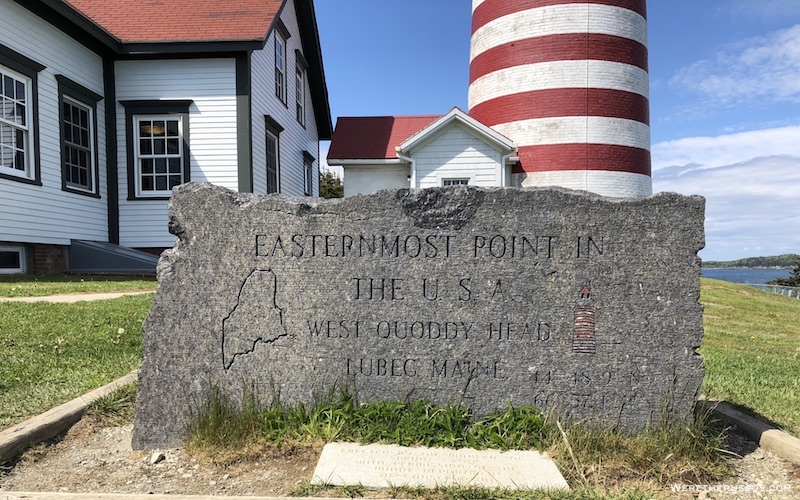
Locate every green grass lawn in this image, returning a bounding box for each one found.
[1,276,797,443]
[0,276,797,499]
[0,274,156,297]
[700,278,800,436]
[0,294,151,429]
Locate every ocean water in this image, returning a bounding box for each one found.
[701,268,792,284]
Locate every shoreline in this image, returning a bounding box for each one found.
[701,266,792,270]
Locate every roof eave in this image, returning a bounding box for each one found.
[16,0,121,54]
[294,0,333,139]
[326,159,404,166]
[16,0,271,57]
[398,108,515,154]
[118,40,265,56]
[23,0,331,137]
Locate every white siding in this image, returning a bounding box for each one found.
[251,0,321,197]
[413,124,504,189]
[115,58,238,248]
[0,0,107,245]
[344,165,410,197]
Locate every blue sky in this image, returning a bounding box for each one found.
[314,0,800,261]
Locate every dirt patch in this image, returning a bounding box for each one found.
[1,419,799,498]
[706,432,800,499]
[0,419,319,496]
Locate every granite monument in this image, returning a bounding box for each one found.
[132,183,705,449]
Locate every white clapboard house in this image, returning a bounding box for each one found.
[327,108,517,198]
[0,0,331,274]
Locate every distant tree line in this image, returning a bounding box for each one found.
[769,257,800,287]
[702,254,799,269]
[320,171,343,199]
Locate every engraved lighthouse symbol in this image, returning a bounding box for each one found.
[572,285,597,354]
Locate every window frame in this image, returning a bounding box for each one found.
[274,20,291,106]
[275,34,286,103]
[266,130,279,193]
[303,151,315,196]
[442,178,471,186]
[0,245,26,274]
[295,65,306,126]
[295,50,309,127]
[57,75,102,197]
[121,100,192,200]
[0,44,44,186]
[265,115,284,194]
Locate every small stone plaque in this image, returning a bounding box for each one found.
[132,183,705,449]
[311,442,570,490]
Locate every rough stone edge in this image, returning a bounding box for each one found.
[0,370,139,463]
[704,398,800,466]
[172,182,705,210]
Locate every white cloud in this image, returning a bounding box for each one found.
[669,24,800,105]
[653,155,800,260]
[652,125,800,170]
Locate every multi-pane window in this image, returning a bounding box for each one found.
[275,33,287,103]
[267,131,279,193]
[58,76,101,196]
[265,116,283,194]
[295,65,305,126]
[442,178,470,186]
[0,66,31,178]
[122,100,191,199]
[135,116,184,196]
[62,97,94,191]
[303,152,314,196]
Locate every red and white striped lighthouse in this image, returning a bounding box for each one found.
[468,0,652,197]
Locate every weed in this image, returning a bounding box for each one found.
[188,385,263,453]
[290,484,656,499]
[467,403,549,451]
[290,481,333,497]
[547,403,732,488]
[84,382,138,427]
[188,386,732,496]
[290,482,367,498]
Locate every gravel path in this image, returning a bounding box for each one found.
[1,419,798,498]
[0,421,318,497]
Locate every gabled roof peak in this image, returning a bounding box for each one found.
[397,107,515,155]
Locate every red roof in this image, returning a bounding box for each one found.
[327,115,441,161]
[65,0,285,43]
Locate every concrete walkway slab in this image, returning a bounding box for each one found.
[0,291,154,303]
[312,442,569,490]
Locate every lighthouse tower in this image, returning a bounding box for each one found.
[468,0,652,197]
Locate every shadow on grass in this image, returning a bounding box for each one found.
[714,400,788,433]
